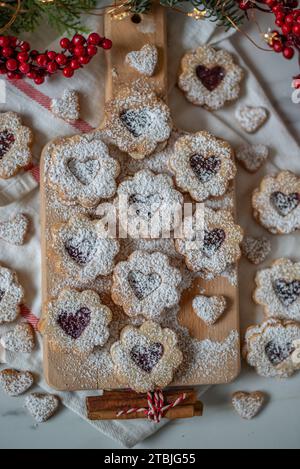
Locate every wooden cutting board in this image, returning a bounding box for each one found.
[40,5,241,391]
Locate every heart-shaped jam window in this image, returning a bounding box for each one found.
[273,279,300,307]
[65,235,96,266]
[57,307,91,339]
[0,289,5,302]
[130,342,164,373]
[128,193,163,219]
[190,154,221,183]
[265,340,295,366]
[68,158,100,185]
[120,109,153,137]
[196,65,226,92]
[202,229,226,257]
[270,191,300,217]
[0,130,15,160]
[128,270,162,301]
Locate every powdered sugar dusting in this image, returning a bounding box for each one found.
[192,295,227,325]
[0,323,35,353]
[0,213,29,245]
[0,369,34,396]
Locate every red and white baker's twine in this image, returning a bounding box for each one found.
[117,390,187,423]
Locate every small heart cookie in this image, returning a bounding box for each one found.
[192,295,227,325]
[0,323,35,353]
[0,369,34,396]
[236,144,269,173]
[51,89,80,122]
[232,391,265,420]
[241,236,271,265]
[25,393,59,422]
[125,44,158,77]
[235,106,268,133]
[0,213,29,245]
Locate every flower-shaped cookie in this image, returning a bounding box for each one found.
[111,250,182,320]
[252,171,300,234]
[178,46,244,111]
[254,259,300,322]
[44,289,112,354]
[116,169,183,238]
[103,80,172,159]
[47,132,120,208]
[52,214,119,282]
[110,321,183,392]
[169,132,236,202]
[0,112,33,179]
[175,208,243,277]
[244,318,300,378]
[0,266,24,324]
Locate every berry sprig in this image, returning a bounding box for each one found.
[0,33,112,85]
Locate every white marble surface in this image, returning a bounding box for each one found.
[1,14,300,449]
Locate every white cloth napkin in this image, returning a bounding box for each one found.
[0,8,299,448]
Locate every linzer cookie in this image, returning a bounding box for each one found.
[192,295,227,325]
[0,266,24,324]
[110,321,183,392]
[25,393,59,422]
[125,44,158,77]
[244,318,300,378]
[111,250,182,320]
[103,79,172,159]
[0,369,34,396]
[235,106,268,133]
[175,208,243,278]
[236,144,269,173]
[252,171,300,234]
[254,258,300,322]
[51,214,120,282]
[178,46,244,111]
[0,323,35,353]
[0,213,29,245]
[232,391,265,420]
[116,169,183,238]
[43,289,112,354]
[169,131,236,202]
[51,89,80,122]
[241,235,271,265]
[0,112,33,179]
[47,132,120,208]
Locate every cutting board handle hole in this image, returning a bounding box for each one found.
[131,13,142,24]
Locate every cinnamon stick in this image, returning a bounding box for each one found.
[87,401,203,420]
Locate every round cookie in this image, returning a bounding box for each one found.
[44,289,112,354]
[0,266,24,325]
[110,320,183,392]
[47,132,120,208]
[243,318,300,378]
[51,214,120,282]
[175,208,243,278]
[103,79,172,159]
[254,258,300,322]
[178,45,244,111]
[0,112,33,179]
[111,250,182,321]
[252,171,300,234]
[169,131,236,202]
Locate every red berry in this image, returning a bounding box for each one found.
[30,50,39,58]
[72,34,86,46]
[60,37,71,49]
[101,38,112,50]
[47,51,57,61]
[272,5,282,13]
[78,55,90,65]
[2,47,14,58]
[275,19,284,27]
[0,36,10,47]
[292,23,300,35]
[20,41,30,51]
[17,51,29,63]
[88,33,102,45]
[19,62,31,74]
[34,76,45,85]
[47,62,58,74]
[63,67,74,78]
[14,73,22,80]
[276,11,286,21]
[283,46,295,59]
[9,37,18,48]
[297,16,300,23]
[70,59,80,70]
[273,40,283,52]
[36,54,48,67]
[7,72,17,80]
[87,45,98,56]
[0,65,6,75]
[265,0,277,6]
[74,45,86,57]
[285,13,295,24]
[27,71,37,80]
[56,53,67,66]
[282,24,292,35]
[6,59,18,71]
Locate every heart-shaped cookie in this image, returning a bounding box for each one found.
[202,229,226,257]
[232,391,265,420]
[51,89,80,122]
[196,65,226,91]
[0,213,29,246]
[192,295,227,325]
[0,369,34,396]
[0,323,35,353]
[235,106,268,133]
[25,393,59,422]
[130,342,164,373]
[57,307,91,339]
[190,154,221,183]
[128,270,162,300]
[270,191,300,217]
[273,279,300,307]
[0,130,15,159]
[236,144,269,173]
[125,44,158,77]
[242,236,271,265]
